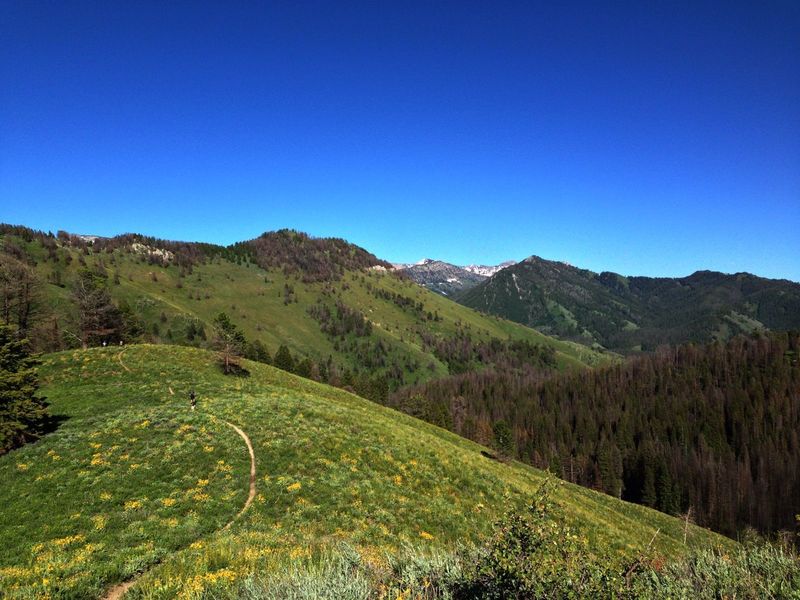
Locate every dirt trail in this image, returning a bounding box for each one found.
[221,420,257,526]
[116,350,131,372]
[101,419,256,600]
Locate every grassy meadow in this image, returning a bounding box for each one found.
[0,345,729,598]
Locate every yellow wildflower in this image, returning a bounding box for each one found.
[53,534,85,547]
[419,531,434,540]
[286,482,301,492]
[160,497,176,507]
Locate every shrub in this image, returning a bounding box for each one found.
[459,476,626,598]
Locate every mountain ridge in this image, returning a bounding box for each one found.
[457,254,800,352]
[393,258,516,296]
[0,223,605,399]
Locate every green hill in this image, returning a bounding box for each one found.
[0,345,728,598]
[0,226,606,397]
[457,255,800,353]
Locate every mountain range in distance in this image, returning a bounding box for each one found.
[458,255,800,353]
[4,223,799,357]
[395,254,800,354]
[392,258,515,296]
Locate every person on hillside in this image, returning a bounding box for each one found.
[189,389,197,411]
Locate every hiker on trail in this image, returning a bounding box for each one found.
[189,389,197,411]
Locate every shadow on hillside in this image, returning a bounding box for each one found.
[222,365,250,377]
[41,412,70,437]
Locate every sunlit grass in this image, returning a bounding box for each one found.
[1,345,725,598]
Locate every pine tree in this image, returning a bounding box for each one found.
[273,344,295,373]
[295,358,312,378]
[641,458,657,508]
[0,253,39,338]
[246,339,271,364]
[212,312,246,374]
[0,325,50,454]
[71,269,122,347]
[493,420,516,459]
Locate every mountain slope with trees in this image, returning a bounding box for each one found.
[392,331,800,539]
[0,225,604,403]
[394,259,490,296]
[457,255,800,352]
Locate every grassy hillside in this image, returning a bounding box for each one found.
[0,228,607,390]
[457,255,800,353]
[0,345,727,598]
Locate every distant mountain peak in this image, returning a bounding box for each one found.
[459,255,800,352]
[464,261,515,277]
[394,259,518,297]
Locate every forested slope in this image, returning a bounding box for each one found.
[393,332,800,538]
[458,255,800,352]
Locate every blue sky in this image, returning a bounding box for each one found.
[1,1,798,280]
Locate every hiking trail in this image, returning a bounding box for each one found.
[101,418,256,600]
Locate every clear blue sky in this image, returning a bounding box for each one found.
[2,1,798,280]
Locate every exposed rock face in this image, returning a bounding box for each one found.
[396,259,514,296]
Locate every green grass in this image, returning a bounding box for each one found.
[15,235,610,381]
[0,345,728,598]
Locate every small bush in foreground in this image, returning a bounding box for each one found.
[458,476,628,598]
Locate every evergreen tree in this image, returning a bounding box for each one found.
[273,344,295,373]
[212,312,246,374]
[493,420,516,459]
[0,253,39,338]
[295,357,312,378]
[71,269,122,347]
[116,299,144,342]
[245,339,271,364]
[641,457,657,508]
[597,441,624,498]
[0,325,50,454]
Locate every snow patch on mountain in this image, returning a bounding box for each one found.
[464,261,516,277]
